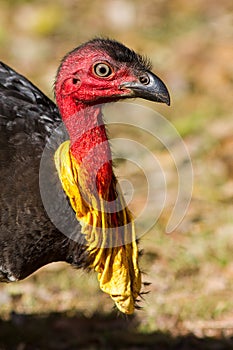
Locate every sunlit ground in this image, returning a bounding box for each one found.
[0,0,233,348]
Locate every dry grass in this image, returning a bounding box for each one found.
[0,0,233,348]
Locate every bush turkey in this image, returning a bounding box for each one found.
[0,38,170,314]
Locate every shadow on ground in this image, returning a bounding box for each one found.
[0,311,233,350]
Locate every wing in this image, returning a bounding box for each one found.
[0,62,86,282]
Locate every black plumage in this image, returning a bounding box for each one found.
[0,62,88,282]
[59,38,152,76]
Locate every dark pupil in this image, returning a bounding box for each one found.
[99,65,108,75]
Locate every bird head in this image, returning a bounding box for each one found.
[54,38,171,196]
[55,38,170,113]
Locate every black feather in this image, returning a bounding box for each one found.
[0,62,88,282]
[87,38,152,71]
[57,37,152,79]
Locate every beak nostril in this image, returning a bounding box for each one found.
[139,74,150,85]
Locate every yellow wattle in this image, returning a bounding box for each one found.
[54,140,141,314]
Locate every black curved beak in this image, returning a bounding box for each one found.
[120,71,170,106]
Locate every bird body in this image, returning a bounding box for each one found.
[0,62,87,282]
[0,38,170,313]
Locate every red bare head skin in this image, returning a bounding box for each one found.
[54,38,170,197]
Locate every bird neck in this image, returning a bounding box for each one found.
[55,95,141,314]
[59,98,113,198]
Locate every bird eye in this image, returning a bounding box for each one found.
[93,62,113,78]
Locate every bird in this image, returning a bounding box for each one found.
[0,38,170,314]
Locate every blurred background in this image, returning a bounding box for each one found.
[0,0,232,349]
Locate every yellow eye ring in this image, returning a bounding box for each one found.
[93,62,113,78]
